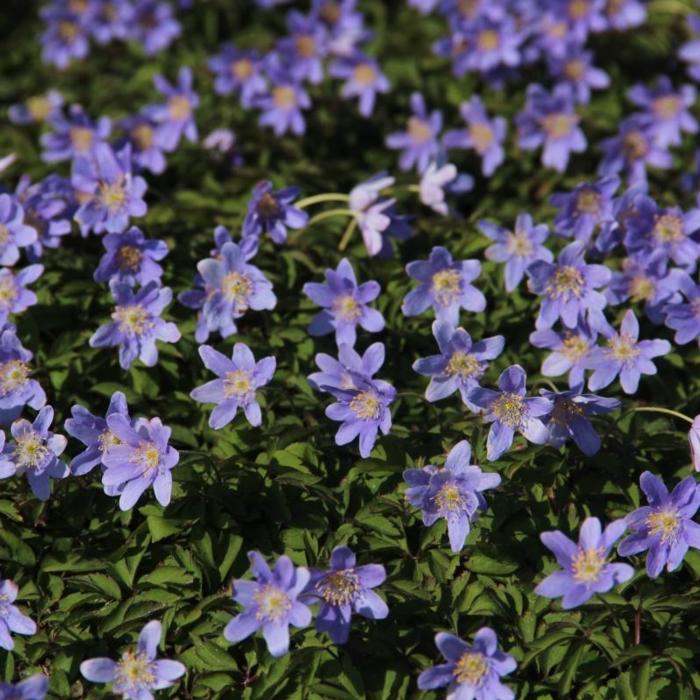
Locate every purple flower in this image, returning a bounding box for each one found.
[586,309,671,394]
[64,391,130,477]
[627,76,697,149]
[94,227,168,287]
[596,185,647,253]
[529,322,598,388]
[0,579,37,651]
[418,627,516,699]
[202,128,244,168]
[146,67,199,152]
[526,241,610,330]
[536,517,634,609]
[329,53,390,117]
[413,321,504,409]
[190,344,275,429]
[0,674,48,699]
[278,11,328,84]
[303,546,387,644]
[663,275,700,346]
[208,44,267,106]
[89,0,134,44]
[619,472,700,577]
[0,265,44,327]
[460,14,523,74]
[40,6,91,69]
[386,92,442,173]
[540,388,620,456]
[223,551,312,657]
[604,0,646,29]
[404,440,501,552]
[303,258,384,345]
[549,176,619,244]
[547,46,610,104]
[308,341,385,393]
[689,415,700,471]
[80,620,185,699]
[599,115,672,189]
[680,15,700,82]
[40,105,111,163]
[468,365,551,461]
[516,83,586,173]
[443,96,507,176]
[418,162,472,216]
[0,327,46,420]
[403,246,485,325]
[9,90,63,125]
[479,213,552,292]
[0,406,68,501]
[101,414,180,510]
[72,143,148,236]
[254,61,311,137]
[325,375,395,458]
[0,194,38,266]
[242,180,308,245]
[129,1,182,55]
[117,113,167,175]
[89,281,180,370]
[562,0,607,41]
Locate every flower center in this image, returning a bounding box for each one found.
[622,131,648,160]
[168,95,191,121]
[561,333,589,360]
[564,59,585,80]
[646,508,680,544]
[0,225,10,248]
[118,245,143,272]
[576,189,600,215]
[134,441,160,474]
[505,231,534,257]
[469,123,494,152]
[547,265,584,299]
[70,127,94,152]
[317,569,361,606]
[569,0,591,19]
[477,29,499,51]
[492,392,524,428]
[0,360,30,395]
[549,399,584,426]
[131,123,154,150]
[653,95,680,120]
[112,304,152,336]
[353,63,377,86]
[221,271,253,306]
[407,117,432,145]
[457,0,479,19]
[446,351,482,378]
[319,1,341,24]
[0,277,18,306]
[454,651,488,685]
[58,20,78,40]
[116,650,155,688]
[98,429,121,453]
[541,113,576,139]
[629,274,655,302]
[272,86,297,110]
[350,391,381,420]
[231,58,254,80]
[332,294,361,322]
[27,95,51,121]
[653,213,684,242]
[69,0,89,12]
[431,269,462,307]
[296,34,316,58]
[223,369,253,400]
[256,192,282,220]
[99,179,126,211]
[572,546,606,582]
[434,483,464,513]
[607,334,640,361]
[254,584,292,622]
[15,432,48,469]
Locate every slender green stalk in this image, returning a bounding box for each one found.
[307,208,355,226]
[626,406,693,424]
[295,193,350,209]
[338,217,358,251]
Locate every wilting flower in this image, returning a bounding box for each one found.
[223,551,312,657]
[418,162,472,216]
[403,246,485,325]
[0,406,68,501]
[304,258,384,346]
[547,46,610,105]
[94,227,168,287]
[72,143,148,236]
[586,309,671,394]
[516,83,586,173]
[80,619,186,699]
[540,388,620,456]
[536,517,634,609]
[242,180,308,245]
[386,92,442,173]
[468,365,551,461]
[9,90,63,125]
[619,472,700,577]
[0,674,48,699]
[442,96,507,176]
[208,44,267,106]
[303,546,388,644]
[254,61,311,137]
[40,105,111,163]
[418,627,517,700]
[413,321,504,409]
[89,281,181,370]
[0,579,37,651]
[0,327,46,423]
[329,53,390,117]
[479,213,552,292]
[101,413,180,510]
[64,391,130,477]
[191,344,275,429]
[147,66,199,152]
[0,266,43,326]
[527,241,610,331]
[404,440,501,552]
[308,341,385,394]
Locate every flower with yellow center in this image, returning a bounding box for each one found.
[26,95,52,122]
[408,117,433,144]
[561,333,589,361]
[353,63,377,86]
[221,271,253,306]
[576,189,600,215]
[99,179,127,212]
[117,246,143,272]
[434,483,464,514]
[564,59,585,80]
[431,269,462,307]
[568,0,591,19]
[131,123,154,150]
[317,570,361,606]
[69,127,94,152]
[653,213,684,243]
[0,277,17,307]
[607,334,639,361]
[223,369,253,399]
[0,360,30,395]
[505,231,534,257]
[0,225,10,248]
[168,95,192,121]
[115,650,155,688]
[231,58,254,80]
[350,391,381,420]
[492,392,524,428]
[254,584,292,621]
[295,34,316,58]
[112,304,152,336]
[14,432,49,469]
[622,131,648,160]
[540,113,576,139]
[628,274,655,303]
[646,508,680,544]
[332,295,362,322]
[454,651,489,685]
[134,441,161,475]
[572,546,606,582]
[469,123,494,152]
[476,29,499,51]
[98,429,122,453]
[446,351,482,379]
[58,20,79,40]
[653,95,680,120]
[546,265,584,299]
[272,86,297,110]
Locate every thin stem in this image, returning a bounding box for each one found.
[626,406,693,425]
[338,217,358,251]
[634,607,641,646]
[295,193,350,209]
[532,379,559,393]
[307,208,355,226]
[406,184,420,193]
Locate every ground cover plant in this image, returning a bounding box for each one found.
[2,0,700,698]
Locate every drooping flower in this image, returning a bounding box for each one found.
[308,341,385,394]
[9,90,63,125]
[418,162,472,216]
[0,266,43,326]
[329,53,390,117]
[40,104,111,163]
[0,579,37,651]
[242,180,308,245]
[585,309,671,395]
[80,619,186,699]
[190,344,275,429]
[0,674,48,699]
[72,143,148,236]
[417,627,517,700]
[468,365,551,461]
[619,472,700,577]
[526,241,610,331]
[0,406,68,501]
[402,246,485,325]
[223,551,312,657]
[403,440,501,552]
[89,281,181,370]
[303,546,388,644]
[208,44,267,106]
[94,227,168,287]
[479,213,552,292]
[101,414,180,510]
[536,517,634,609]
[0,326,46,422]
[385,92,442,173]
[303,258,384,346]
[413,321,504,409]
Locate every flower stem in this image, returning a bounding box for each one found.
[634,607,641,646]
[338,217,358,251]
[626,406,693,424]
[307,208,355,227]
[295,193,350,209]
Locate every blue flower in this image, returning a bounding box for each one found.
[254,58,311,137]
[329,53,390,117]
[0,326,46,422]
[0,578,37,651]
[547,46,610,105]
[94,227,168,287]
[40,104,111,163]
[0,674,48,699]
[0,266,43,327]
[242,180,308,245]
[278,11,328,84]
[9,90,63,125]
[117,113,168,175]
[664,274,700,346]
[130,1,182,55]
[208,44,267,106]
[308,341,386,394]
